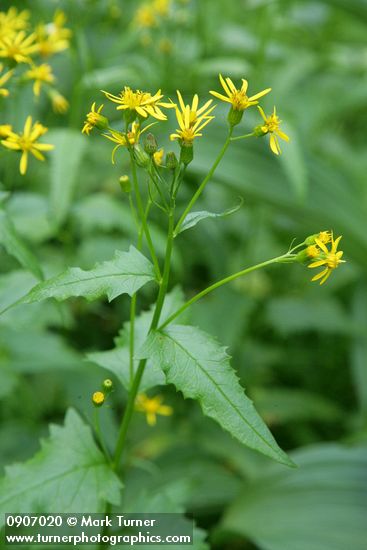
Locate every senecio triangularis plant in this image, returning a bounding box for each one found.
[2,75,345,492]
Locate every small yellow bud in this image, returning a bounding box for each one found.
[166,151,178,170]
[253,124,267,137]
[92,391,105,407]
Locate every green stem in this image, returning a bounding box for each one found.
[94,408,111,464]
[159,252,296,330]
[113,209,175,472]
[129,154,162,281]
[129,201,152,388]
[174,128,233,236]
[230,132,255,141]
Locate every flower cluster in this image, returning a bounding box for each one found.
[297,231,345,285]
[92,379,114,408]
[0,7,71,107]
[0,7,71,174]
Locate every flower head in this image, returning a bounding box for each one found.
[170,92,215,145]
[307,234,345,285]
[0,63,13,97]
[1,116,54,175]
[153,148,164,165]
[0,30,39,64]
[102,121,156,163]
[210,74,271,111]
[35,11,71,57]
[103,86,172,121]
[92,391,105,407]
[82,103,107,135]
[25,63,55,97]
[135,393,173,426]
[257,106,289,155]
[50,91,69,114]
[0,8,30,41]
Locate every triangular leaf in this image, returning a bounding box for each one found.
[139,325,293,467]
[0,209,43,279]
[21,246,155,305]
[0,409,121,524]
[176,198,243,235]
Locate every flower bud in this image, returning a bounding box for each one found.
[119,175,131,193]
[102,379,113,395]
[133,144,150,168]
[227,107,244,127]
[144,133,158,155]
[253,124,267,137]
[92,391,105,407]
[166,151,178,170]
[180,143,194,165]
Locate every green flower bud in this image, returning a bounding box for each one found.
[227,107,244,127]
[166,151,178,170]
[180,143,194,165]
[144,133,158,155]
[102,379,113,395]
[253,124,267,137]
[119,175,131,193]
[133,144,150,168]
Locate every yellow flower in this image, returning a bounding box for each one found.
[317,231,332,245]
[25,64,55,97]
[1,116,54,175]
[50,91,69,114]
[153,148,164,165]
[0,124,12,138]
[153,0,171,16]
[103,121,156,163]
[92,391,105,407]
[102,86,172,121]
[82,103,107,135]
[306,245,320,259]
[0,30,39,64]
[174,90,215,126]
[0,63,13,97]
[135,393,173,426]
[210,74,271,111]
[134,5,157,28]
[35,12,71,57]
[0,8,30,41]
[308,234,345,285]
[257,106,289,155]
[170,104,214,144]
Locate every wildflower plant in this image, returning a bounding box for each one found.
[0,72,346,504]
[0,7,71,175]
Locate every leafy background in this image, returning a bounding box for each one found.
[1,0,367,548]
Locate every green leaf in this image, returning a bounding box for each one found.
[48,129,86,230]
[177,198,243,235]
[222,444,367,550]
[88,288,184,391]
[0,209,43,279]
[139,325,293,466]
[0,409,121,523]
[21,246,155,305]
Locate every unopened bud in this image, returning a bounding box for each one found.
[144,133,158,155]
[253,124,267,137]
[133,144,150,168]
[166,151,178,170]
[102,379,113,395]
[119,175,131,193]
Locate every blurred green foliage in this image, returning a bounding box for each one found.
[1,0,367,548]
